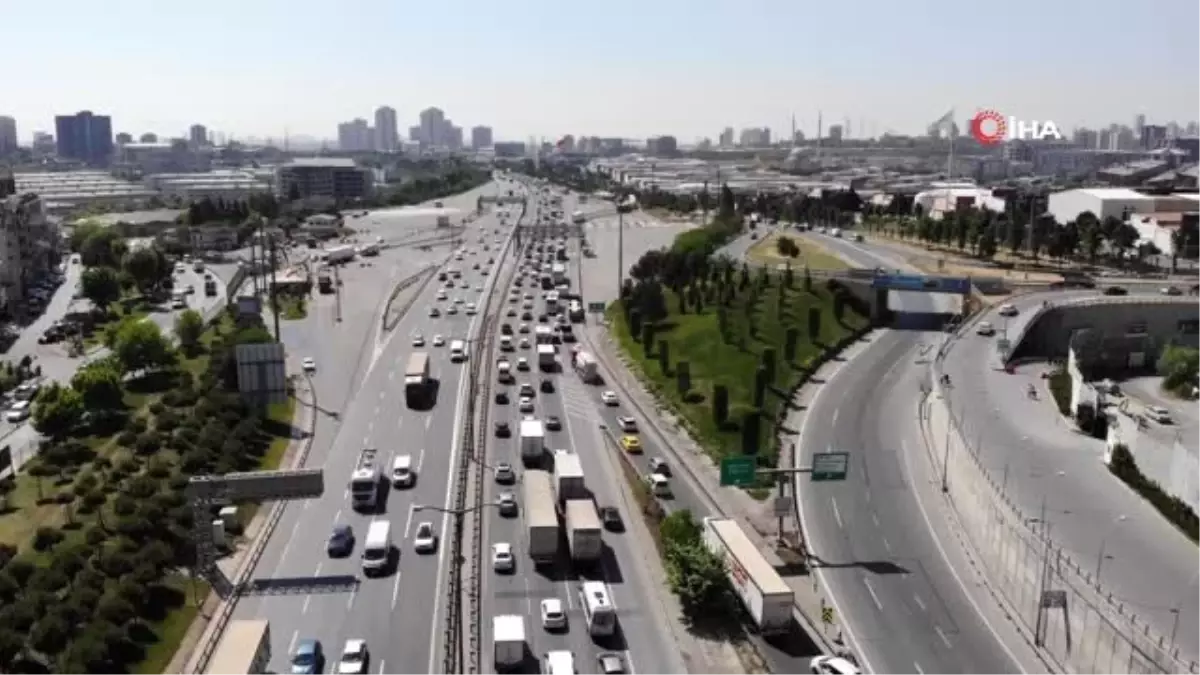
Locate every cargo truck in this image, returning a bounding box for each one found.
[519,418,545,465]
[522,470,559,564]
[326,245,356,264]
[537,344,557,372]
[571,350,598,384]
[702,517,794,635]
[563,499,603,564]
[349,448,382,512]
[317,268,333,294]
[551,450,586,502]
[493,615,526,672]
[204,619,270,675]
[404,352,432,408]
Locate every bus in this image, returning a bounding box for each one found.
[404,352,432,409]
[578,580,617,637]
[205,619,270,674]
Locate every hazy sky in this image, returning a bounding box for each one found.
[3,0,1197,143]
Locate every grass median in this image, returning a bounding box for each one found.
[745,232,851,272]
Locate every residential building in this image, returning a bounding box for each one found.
[645,136,678,156]
[739,127,770,147]
[55,111,114,165]
[494,142,526,158]
[418,107,445,147]
[407,126,421,143]
[189,124,208,147]
[31,132,55,155]
[374,106,398,152]
[445,123,463,150]
[471,125,493,150]
[828,124,844,143]
[0,117,17,156]
[337,118,372,152]
[276,158,371,201]
[0,193,59,318]
[718,127,734,147]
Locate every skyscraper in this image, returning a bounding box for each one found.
[0,116,17,156]
[54,110,114,165]
[374,106,398,152]
[189,124,208,147]
[337,118,372,151]
[418,107,446,147]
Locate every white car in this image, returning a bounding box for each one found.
[601,391,619,406]
[5,401,31,423]
[497,491,518,516]
[975,321,995,336]
[494,462,516,483]
[466,303,477,315]
[301,357,317,372]
[540,598,567,630]
[519,338,531,350]
[809,655,861,674]
[454,297,464,304]
[413,522,437,553]
[336,639,369,674]
[516,357,530,371]
[475,284,484,292]
[412,334,426,347]
[432,334,445,347]
[519,396,535,413]
[437,289,447,300]
[617,415,637,432]
[491,542,515,572]
[997,303,1019,317]
[447,305,458,315]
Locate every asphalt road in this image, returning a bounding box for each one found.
[229,180,523,675]
[939,289,1200,664]
[476,197,687,674]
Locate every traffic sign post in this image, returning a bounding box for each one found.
[719,456,758,487]
[587,301,606,314]
[810,451,850,482]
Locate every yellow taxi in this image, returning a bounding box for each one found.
[620,435,642,454]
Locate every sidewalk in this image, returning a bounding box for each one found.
[584,323,841,660]
[167,375,317,674]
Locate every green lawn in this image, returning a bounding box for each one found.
[133,575,210,675]
[278,295,308,320]
[746,231,851,271]
[609,272,868,487]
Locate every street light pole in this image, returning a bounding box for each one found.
[1093,515,1127,586]
[940,386,953,493]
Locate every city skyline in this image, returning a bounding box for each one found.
[0,0,1195,143]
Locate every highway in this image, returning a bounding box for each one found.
[476,193,688,674]
[784,232,1048,673]
[938,288,1200,663]
[229,179,522,675]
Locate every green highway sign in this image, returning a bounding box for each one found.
[810,451,850,482]
[588,301,606,314]
[720,456,758,487]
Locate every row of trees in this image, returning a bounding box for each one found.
[0,309,279,672]
[185,194,282,227]
[71,224,176,314]
[659,511,733,622]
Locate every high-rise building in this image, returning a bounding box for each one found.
[718,127,734,147]
[471,125,493,150]
[374,106,398,152]
[0,117,17,156]
[407,126,421,143]
[828,124,844,142]
[445,123,463,150]
[189,124,208,147]
[54,111,114,165]
[646,136,678,156]
[1134,114,1146,142]
[337,118,372,151]
[738,127,770,147]
[418,107,446,147]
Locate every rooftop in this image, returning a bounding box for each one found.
[285,157,358,169]
[1074,187,1156,201]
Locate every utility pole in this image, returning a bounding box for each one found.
[268,235,281,341]
[333,264,343,323]
[616,207,624,296]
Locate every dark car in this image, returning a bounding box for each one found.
[540,379,555,393]
[545,415,562,431]
[501,323,513,335]
[599,507,624,533]
[495,421,511,438]
[1103,285,1128,296]
[495,391,509,404]
[521,311,533,321]
[327,524,354,557]
[537,314,548,323]
[291,639,323,674]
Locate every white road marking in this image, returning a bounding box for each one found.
[403,503,415,539]
[935,624,953,648]
[346,584,357,609]
[913,594,926,611]
[914,661,925,674]
[343,488,349,500]
[378,660,387,674]
[425,416,432,430]
[278,517,303,562]
[863,578,883,610]
[564,582,574,610]
[882,536,892,552]
[378,390,385,401]
[388,369,395,381]
[871,512,880,527]
[333,509,342,524]
[391,571,403,610]
[831,497,844,529]
[301,594,312,614]
[832,408,840,426]
[288,629,298,654]
[417,448,425,473]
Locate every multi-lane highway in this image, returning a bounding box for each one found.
[939,288,1200,663]
[785,231,1048,673]
[229,181,521,675]
[476,194,687,674]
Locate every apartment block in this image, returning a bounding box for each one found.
[0,192,60,318]
[276,158,372,201]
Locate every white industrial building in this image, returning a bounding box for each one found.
[1046,188,1160,224]
[144,170,271,200]
[913,183,1006,220]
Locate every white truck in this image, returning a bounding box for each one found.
[519,418,545,466]
[326,245,356,264]
[563,499,603,564]
[572,350,598,384]
[702,517,794,635]
[537,344,556,372]
[523,470,559,565]
[493,614,526,671]
[552,449,586,502]
[349,448,382,512]
[551,263,566,286]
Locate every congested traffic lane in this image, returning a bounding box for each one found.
[232,201,514,675]
[477,207,688,674]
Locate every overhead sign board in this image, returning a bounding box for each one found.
[810,451,850,482]
[719,456,758,487]
[588,301,606,314]
[872,274,971,294]
[235,342,288,406]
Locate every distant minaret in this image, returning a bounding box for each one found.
[791,113,797,146]
[816,111,823,158]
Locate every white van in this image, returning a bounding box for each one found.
[450,340,467,363]
[647,473,671,498]
[391,455,415,488]
[543,650,575,675]
[361,521,392,575]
